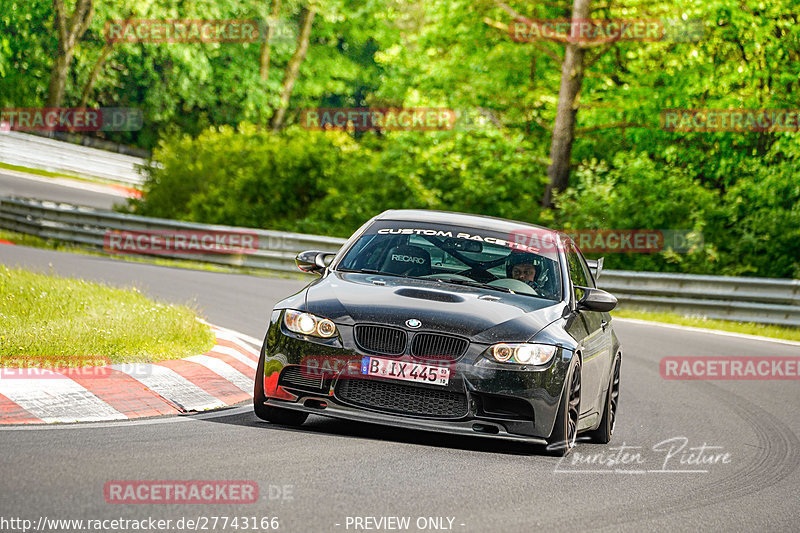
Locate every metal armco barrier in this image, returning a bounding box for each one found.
[0,197,345,272]
[597,271,800,327]
[0,131,146,187]
[1,196,798,327]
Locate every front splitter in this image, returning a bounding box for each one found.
[261,398,548,446]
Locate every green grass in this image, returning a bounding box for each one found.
[612,308,800,342]
[0,229,53,248]
[0,161,85,181]
[0,265,216,365]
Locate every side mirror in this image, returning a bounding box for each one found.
[585,257,604,280]
[296,250,334,274]
[577,287,617,312]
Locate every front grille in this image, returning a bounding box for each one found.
[354,325,407,355]
[336,378,468,419]
[278,366,326,392]
[411,333,469,360]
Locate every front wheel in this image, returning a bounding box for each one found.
[547,357,581,456]
[255,403,309,426]
[587,354,621,444]
[253,341,308,427]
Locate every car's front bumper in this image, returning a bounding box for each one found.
[263,396,549,445]
[259,310,573,441]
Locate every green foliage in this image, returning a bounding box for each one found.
[0,0,55,107]
[717,137,800,278]
[554,144,800,278]
[129,125,548,238]
[131,125,356,231]
[306,128,548,234]
[554,152,718,274]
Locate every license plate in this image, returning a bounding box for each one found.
[360,357,450,386]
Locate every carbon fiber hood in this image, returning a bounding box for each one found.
[303,272,564,344]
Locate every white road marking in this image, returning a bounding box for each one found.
[112,364,225,412]
[0,372,126,423]
[207,345,257,369]
[185,355,253,393]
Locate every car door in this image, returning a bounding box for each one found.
[577,246,614,407]
[565,242,608,416]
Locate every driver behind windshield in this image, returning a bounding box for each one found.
[507,253,544,294]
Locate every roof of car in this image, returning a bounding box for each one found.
[375,209,559,235]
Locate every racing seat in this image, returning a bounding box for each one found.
[380,245,432,277]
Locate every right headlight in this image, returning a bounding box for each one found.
[488,343,556,366]
[284,310,337,338]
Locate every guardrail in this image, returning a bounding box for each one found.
[1,196,798,327]
[0,197,345,272]
[598,271,800,327]
[0,131,146,187]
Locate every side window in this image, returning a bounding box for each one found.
[348,235,396,270]
[576,250,596,288]
[565,243,589,301]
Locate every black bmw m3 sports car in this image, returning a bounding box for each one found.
[254,210,621,455]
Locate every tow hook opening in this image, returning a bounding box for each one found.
[303,399,328,410]
[472,423,500,434]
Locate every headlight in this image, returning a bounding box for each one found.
[493,343,514,362]
[489,343,556,365]
[284,310,338,338]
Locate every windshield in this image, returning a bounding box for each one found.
[336,221,563,301]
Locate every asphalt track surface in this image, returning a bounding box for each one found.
[1,245,799,532]
[0,171,123,210]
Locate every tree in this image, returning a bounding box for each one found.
[47,0,94,107]
[259,0,283,81]
[270,5,317,130]
[541,0,591,208]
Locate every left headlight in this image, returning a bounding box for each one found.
[488,343,557,366]
[284,309,337,338]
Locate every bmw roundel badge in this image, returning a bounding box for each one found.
[405,319,422,329]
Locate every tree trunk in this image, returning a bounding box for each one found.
[47,50,73,108]
[259,0,283,81]
[270,6,316,131]
[46,0,94,108]
[541,0,591,208]
[78,43,113,108]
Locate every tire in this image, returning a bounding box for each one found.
[253,340,308,427]
[587,354,621,444]
[547,356,581,456]
[256,403,309,426]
